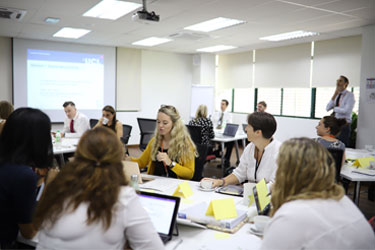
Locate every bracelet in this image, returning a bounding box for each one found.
[221,178,226,187]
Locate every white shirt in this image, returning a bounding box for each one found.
[63,111,90,138]
[261,196,375,250]
[326,89,355,123]
[232,139,281,190]
[212,110,232,129]
[37,187,164,250]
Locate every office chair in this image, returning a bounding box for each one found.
[186,125,202,145]
[89,119,99,129]
[327,148,345,183]
[192,144,209,181]
[137,118,156,151]
[120,124,132,145]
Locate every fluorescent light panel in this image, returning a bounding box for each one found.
[44,17,60,24]
[260,30,319,41]
[184,17,245,32]
[53,27,91,39]
[83,0,141,20]
[132,37,172,47]
[197,45,237,53]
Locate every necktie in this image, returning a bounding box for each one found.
[336,93,342,107]
[70,119,74,133]
[217,112,224,129]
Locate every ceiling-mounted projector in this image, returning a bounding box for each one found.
[132,0,159,23]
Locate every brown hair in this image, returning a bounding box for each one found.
[0,101,14,119]
[322,116,347,137]
[247,112,276,139]
[62,101,75,108]
[258,101,267,108]
[102,105,117,132]
[270,138,344,217]
[34,127,127,230]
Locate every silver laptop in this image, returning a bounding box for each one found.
[138,191,181,244]
[216,123,239,138]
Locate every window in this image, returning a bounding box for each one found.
[282,88,311,117]
[315,87,335,118]
[257,88,281,115]
[352,87,360,114]
[233,88,254,113]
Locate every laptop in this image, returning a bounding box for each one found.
[122,161,154,184]
[138,191,181,243]
[216,123,239,138]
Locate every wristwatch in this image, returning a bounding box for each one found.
[169,161,176,169]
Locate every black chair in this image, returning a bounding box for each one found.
[89,119,99,129]
[192,144,209,181]
[186,125,202,145]
[327,148,344,183]
[121,124,132,145]
[137,118,156,151]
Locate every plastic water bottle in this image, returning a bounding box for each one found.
[130,174,140,191]
[55,130,62,149]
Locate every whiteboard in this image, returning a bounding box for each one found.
[190,85,215,118]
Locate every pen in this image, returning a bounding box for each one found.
[172,239,183,250]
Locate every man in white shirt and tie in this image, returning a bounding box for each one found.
[62,101,90,138]
[326,75,355,146]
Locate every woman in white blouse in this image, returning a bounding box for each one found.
[261,138,375,250]
[203,112,281,190]
[34,127,163,250]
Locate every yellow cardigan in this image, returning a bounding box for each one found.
[131,137,195,180]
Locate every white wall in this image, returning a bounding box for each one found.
[357,24,375,149]
[0,37,12,102]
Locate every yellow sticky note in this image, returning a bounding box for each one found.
[256,179,270,211]
[214,232,231,239]
[172,181,193,198]
[248,194,255,207]
[181,199,194,204]
[353,156,374,168]
[205,198,238,220]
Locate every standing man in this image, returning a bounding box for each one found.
[326,75,355,146]
[62,101,90,138]
[213,99,234,168]
[257,101,267,112]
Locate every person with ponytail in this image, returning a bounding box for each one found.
[261,138,375,250]
[315,115,347,151]
[129,105,196,180]
[34,128,163,250]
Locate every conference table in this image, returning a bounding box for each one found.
[340,148,375,205]
[18,175,262,250]
[211,130,248,177]
[53,137,79,166]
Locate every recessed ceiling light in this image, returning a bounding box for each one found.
[44,17,60,24]
[260,30,319,42]
[132,37,172,47]
[196,45,237,53]
[184,17,245,32]
[83,0,141,20]
[53,27,91,39]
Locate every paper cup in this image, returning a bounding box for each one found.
[200,179,213,189]
[102,117,109,125]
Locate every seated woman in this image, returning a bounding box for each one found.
[34,128,163,249]
[188,105,215,145]
[94,105,123,139]
[315,115,346,150]
[0,108,53,248]
[0,100,14,135]
[203,112,281,190]
[130,105,196,180]
[261,138,375,249]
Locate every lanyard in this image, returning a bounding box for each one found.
[254,147,264,182]
[160,141,169,177]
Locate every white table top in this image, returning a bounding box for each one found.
[212,131,248,143]
[53,138,79,155]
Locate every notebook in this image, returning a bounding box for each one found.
[138,191,181,243]
[216,123,239,138]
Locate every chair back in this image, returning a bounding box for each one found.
[89,119,98,129]
[186,125,202,145]
[137,118,156,151]
[121,124,132,145]
[192,144,209,181]
[327,148,344,183]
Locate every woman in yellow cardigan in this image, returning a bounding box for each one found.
[131,105,197,180]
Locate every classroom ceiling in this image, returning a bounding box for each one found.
[0,0,374,54]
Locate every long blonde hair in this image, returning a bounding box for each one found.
[270,137,344,217]
[151,105,196,164]
[195,105,208,120]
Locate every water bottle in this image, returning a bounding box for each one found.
[55,130,62,149]
[130,174,140,191]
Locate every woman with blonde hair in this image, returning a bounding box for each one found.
[94,105,123,139]
[261,138,375,250]
[130,105,196,179]
[34,127,163,249]
[188,105,214,145]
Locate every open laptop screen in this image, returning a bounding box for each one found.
[138,192,180,236]
[223,123,239,137]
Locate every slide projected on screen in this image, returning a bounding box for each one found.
[27,49,104,109]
